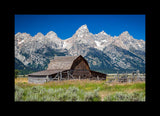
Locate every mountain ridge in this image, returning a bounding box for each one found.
[15,24,145,74]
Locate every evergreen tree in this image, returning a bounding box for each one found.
[15,69,19,78]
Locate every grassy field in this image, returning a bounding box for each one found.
[15,77,145,101]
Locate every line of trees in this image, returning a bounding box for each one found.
[15,69,19,78]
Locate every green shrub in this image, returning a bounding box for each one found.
[56,87,82,101]
[84,90,101,101]
[103,91,145,101]
[15,85,24,101]
[15,84,145,102]
[15,85,100,101]
[57,92,68,101]
[25,93,40,101]
[129,91,145,101]
[68,93,80,101]
[15,85,101,101]
[67,86,80,93]
[84,92,95,101]
[23,86,83,101]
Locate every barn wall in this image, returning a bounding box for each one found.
[72,70,91,79]
[90,71,106,80]
[70,57,91,79]
[71,57,90,71]
[28,76,47,84]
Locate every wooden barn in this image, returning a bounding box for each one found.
[28,55,106,84]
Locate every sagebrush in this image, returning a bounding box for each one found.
[15,85,145,101]
[15,85,101,101]
[103,91,145,101]
[15,79,145,101]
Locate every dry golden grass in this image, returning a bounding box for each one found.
[15,77,28,83]
[107,81,145,86]
[43,79,102,85]
[42,79,105,91]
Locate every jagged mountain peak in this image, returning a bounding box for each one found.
[75,24,89,34]
[98,30,108,35]
[15,25,145,74]
[15,32,22,36]
[45,31,58,39]
[118,31,134,42]
[46,31,56,35]
[119,31,130,37]
[95,30,111,38]
[15,32,31,37]
[79,24,88,30]
[15,32,32,44]
[34,32,44,38]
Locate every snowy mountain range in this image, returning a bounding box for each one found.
[15,24,145,74]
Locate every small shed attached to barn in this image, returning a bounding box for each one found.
[28,55,106,84]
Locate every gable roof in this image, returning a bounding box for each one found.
[28,55,88,76]
[47,55,81,70]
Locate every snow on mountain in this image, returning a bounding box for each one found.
[15,24,145,73]
[63,24,96,51]
[18,40,24,44]
[94,40,104,51]
[15,32,32,45]
[94,30,114,50]
[112,31,145,51]
[75,24,89,35]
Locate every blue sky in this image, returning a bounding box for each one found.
[15,15,145,40]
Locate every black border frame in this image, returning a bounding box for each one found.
[7,8,153,106]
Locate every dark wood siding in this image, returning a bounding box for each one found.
[71,56,90,70]
[71,56,91,79]
[90,70,106,80]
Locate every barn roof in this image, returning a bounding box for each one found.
[90,70,106,76]
[28,69,68,76]
[28,55,91,76]
[47,55,81,70]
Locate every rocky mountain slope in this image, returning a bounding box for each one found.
[15,24,145,74]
